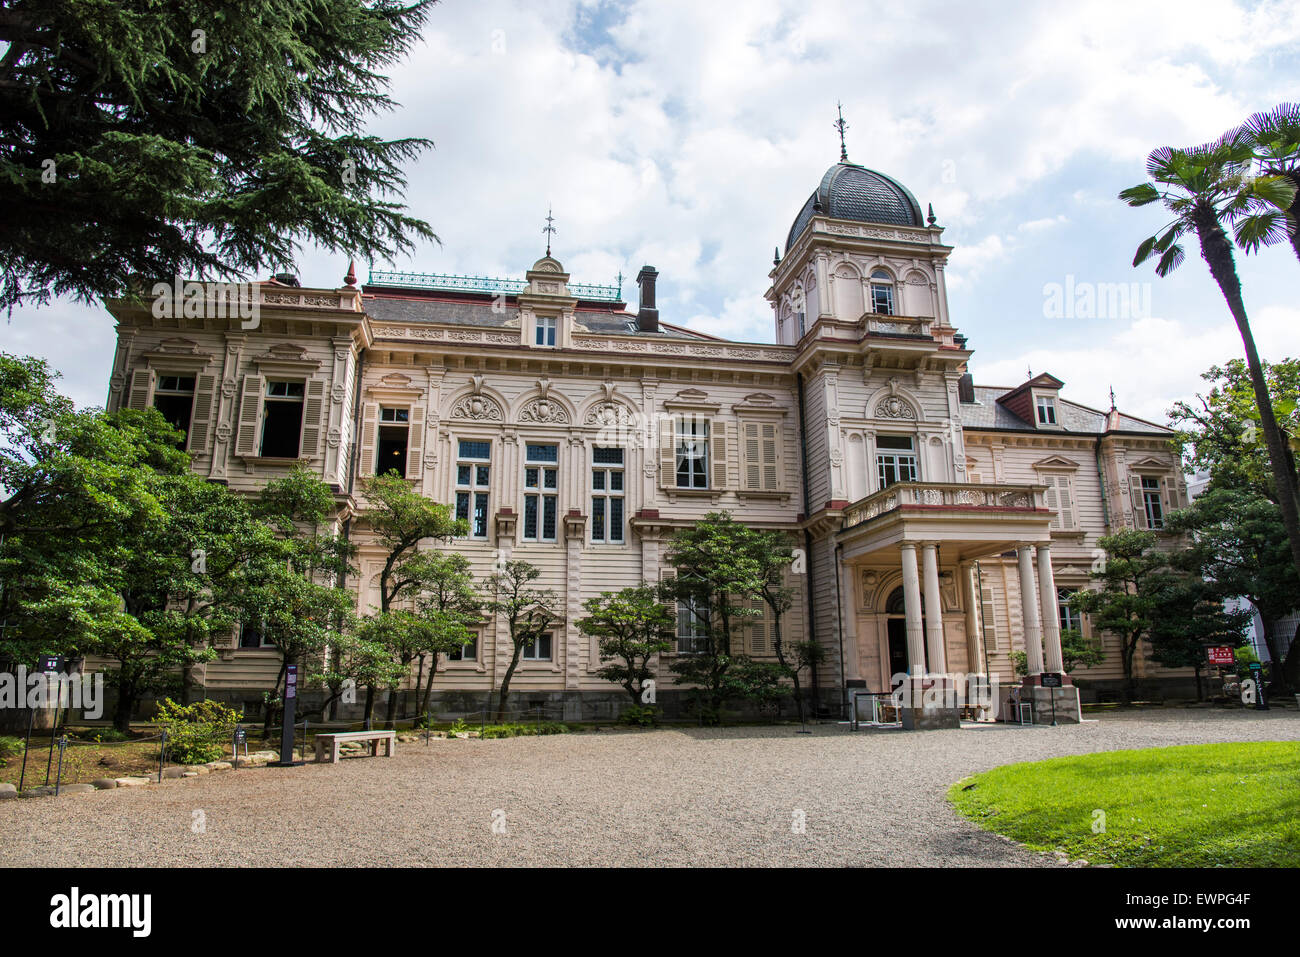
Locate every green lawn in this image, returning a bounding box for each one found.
[948,741,1300,867]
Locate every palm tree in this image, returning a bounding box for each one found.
[1120,135,1300,586]
[1239,103,1300,262]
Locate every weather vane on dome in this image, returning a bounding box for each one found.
[543,206,557,257]
[834,102,849,162]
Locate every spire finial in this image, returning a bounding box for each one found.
[616,270,623,298]
[1109,385,1117,410]
[1026,365,1033,380]
[773,246,781,266]
[834,101,849,162]
[927,203,937,226]
[543,206,557,257]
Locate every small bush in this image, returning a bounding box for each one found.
[0,735,24,765]
[155,698,243,765]
[618,705,659,727]
[479,722,568,739]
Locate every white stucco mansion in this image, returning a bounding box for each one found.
[102,152,1191,724]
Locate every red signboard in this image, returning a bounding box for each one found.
[1207,646,1235,666]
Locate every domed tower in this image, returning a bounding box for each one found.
[766,149,957,348]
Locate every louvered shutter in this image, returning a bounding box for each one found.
[748,598,770,655]
[127,369,153,410]
[1058,476,1076,529]
[187,373,217,454]
[234,375,264,456]
[406,405,425,481]
[299,379,326,458]
[658,416,676,489]
[743,422,761,489]
[1129,474,1147,529]
[710,420,728,489]
[762,422,781,491]
[358,402,379,477]
[1043,479,1060,528]
[980,586,998,651]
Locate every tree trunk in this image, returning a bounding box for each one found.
[113,685,134,734]
[1193,205,1300,588]
[419,656,438,717]
[496,647,523,721]
[363,685,375,728]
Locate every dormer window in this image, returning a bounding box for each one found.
[870,271,895,316]
[1035,395,1058,425]
[535,314,557,347]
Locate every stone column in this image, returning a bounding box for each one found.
[1037,544,1064,673]
[1016,545,1044,675]
[921,544,947,674]
[900,544,926,676]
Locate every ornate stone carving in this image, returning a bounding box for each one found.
[585,402,634,427]
[327,428,341,449]
[331,384,346,404]
[215,423,232,444]
[875,395,915,418]
[519,398,570,424]
[221,378,237,398]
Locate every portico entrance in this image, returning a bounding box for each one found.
[885,587,926,677]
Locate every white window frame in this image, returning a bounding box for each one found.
[535,314,557,347]
[1141,475,1165,529]
[590,447,625,543]
[1035,394,1058,426]
[523,443,559,542]
[447,631,479,663]
[455,440,491,540]
[259,379,306,458]
[876,434,918,489]
[676,597,709,654]
[675,417,710,490]
[870,270,895,315]
[522,631,554,661]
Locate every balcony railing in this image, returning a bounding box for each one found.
[368,270,623,302]
[841,482,1045,530]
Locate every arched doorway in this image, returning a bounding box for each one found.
[884,586,928,676]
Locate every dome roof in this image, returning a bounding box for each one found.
[785,162,925,252]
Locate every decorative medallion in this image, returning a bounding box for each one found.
[874,395,915,419]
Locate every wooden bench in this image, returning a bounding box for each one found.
[314,730,397,764]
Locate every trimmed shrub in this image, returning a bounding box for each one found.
[155,698,243,765]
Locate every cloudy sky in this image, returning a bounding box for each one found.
[5,0,1298,424]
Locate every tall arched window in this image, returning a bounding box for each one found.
[870,269,895,315]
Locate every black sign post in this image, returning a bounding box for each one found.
[1249,661,1269,710]
[36,656,65,788]
[273,664,302,766]
[1040,672,1062,727]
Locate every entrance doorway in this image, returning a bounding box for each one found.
[884,586,928,679]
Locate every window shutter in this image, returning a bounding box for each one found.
[406,405,425,481]
[358,401,379,477]
[187,373,217,455]
[299,379,327,459]
[980,586,998,652]
[234,375,264,456]
[1059,476,1076,529]
[127,369,153,410]
[658,416,676,489]
[743,421,761,489]
[762,422,780,490]
[1129,474,1147,529]
[710,420,728,489]
[1043,478,1060,529]
[748,599,769,655]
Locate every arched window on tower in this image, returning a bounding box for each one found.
[870,269,895,316]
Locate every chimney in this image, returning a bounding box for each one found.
[958,373,975,403]
[636,265,659,333]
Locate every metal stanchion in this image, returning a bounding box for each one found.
[53,736,67,795]
[158,729,168,783]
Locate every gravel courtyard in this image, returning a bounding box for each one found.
[2,709,1297,867]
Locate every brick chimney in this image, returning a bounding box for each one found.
[636,265,659,333]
